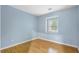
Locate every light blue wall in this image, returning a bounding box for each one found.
[37,6,79,47]
[1,5,79,48]
[76,6,79,47]
[0,5,1,48]
[1,6,37,48]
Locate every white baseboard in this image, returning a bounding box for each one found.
[0,38,36,50]
[34,37,78,48]
[0,37,78,50]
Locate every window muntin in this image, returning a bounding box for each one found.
[46,16,58,33]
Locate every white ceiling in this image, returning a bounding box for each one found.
[11,5,74,16]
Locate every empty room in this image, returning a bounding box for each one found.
[0,5,79,53]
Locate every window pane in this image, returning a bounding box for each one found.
[47,16,58,32]
[51,19,57,26]
[51,26,57,30]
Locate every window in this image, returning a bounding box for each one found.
[46,16,58,33]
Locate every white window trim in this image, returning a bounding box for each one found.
[45,16,59,33]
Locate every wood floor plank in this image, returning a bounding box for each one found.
[1,39,78,53]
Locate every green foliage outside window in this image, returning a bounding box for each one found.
[51,18,57,31]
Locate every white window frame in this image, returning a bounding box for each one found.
[45,16,58,33]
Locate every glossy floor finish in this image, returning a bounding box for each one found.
[1,39,78,53]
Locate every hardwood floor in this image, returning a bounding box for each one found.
[28,39,78,53]
[1,39,78,53]
[1,41,32,53]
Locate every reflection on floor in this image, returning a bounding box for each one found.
[1,39,78,53]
